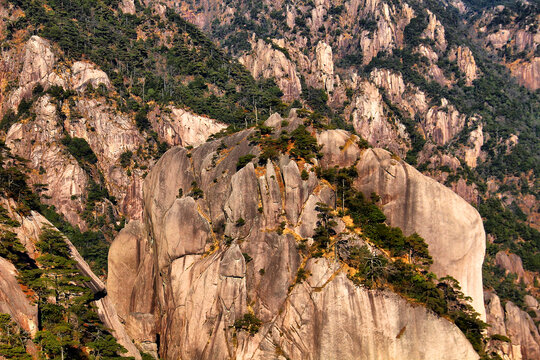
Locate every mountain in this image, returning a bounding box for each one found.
[0,0,538,359]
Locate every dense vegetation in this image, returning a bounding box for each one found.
[0,197,129,359]
[0,313,32,360]
[17,227,129,359]
[479,198,540,272]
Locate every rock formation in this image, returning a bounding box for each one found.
[332,144,486,319]
[0,197,141,359]
[3,34,227,226]
[485,291,540,360]
[510,57,540,91]
[239,39,302,101]
[0,257,38,336]
[108,114,486,358]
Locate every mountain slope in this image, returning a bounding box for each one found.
[0,0,538,359]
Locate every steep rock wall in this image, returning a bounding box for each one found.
[108,119,485,359]
[350,147,486,318]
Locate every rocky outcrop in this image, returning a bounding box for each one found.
[8,35,66,111]
[6,95,88,227]
[239,39,302,101]
[370,68,429,117]
[0,257,38,336]
[451,46,478,86]
[495,251,532,285]
[350,146,486,318]
[423,99,466,145]
[464,123,484,168]
[71,61,111,92]
[509,57,540,91]
[346,80,409,156]
[422,10,446,51]
[358,2,414,64]
[0,197,140,359]
[260,258,478,360]
[4,35,225,228]
[120,0,136,14]
[485,291,540,360]
[370,68,468,146]
[107,220,156,357]
[148,106,226,147]
[314,41,335,92]
[108,118,485,358]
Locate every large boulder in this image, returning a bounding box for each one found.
[353,147,486,318]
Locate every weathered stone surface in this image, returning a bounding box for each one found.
[510,57,540,91]
[424,99,466,145]
[239,39,302,101]
[0,257,38,336]
[107,220,156,355]
[119,0,136,14]
[224,162,260,238]
[353,148,486,318]
[108,121,487,359]
[71,61,111,91]
[314,41,335,92]
[252,258,478,360]
[6,95,88,227]
[0,201,141,359]
[486,291,540,360]
[464,123,484,168]
[456,46,478,86]
[149,106,226,147]
[495,251,531,285]
[316,129,362,168]
[422,10,447,50]
[162,196,211,267]
[346,81,409,156]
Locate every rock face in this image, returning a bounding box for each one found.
[71,61,111,91]
[450,46,478,86]
[485,291,540,360]
[0,257,38,336]
[351,147,486,318]
[510,57,540,91]
[6,95,88,226]
[347,80,409,156]
[315,41,335,92]
[3,35,225,228]
[239,39,302,101]
[422,10,447,51]
[495,251,532,285]
[265,258,478,360]
[107,220,156,356]
[108,119,484,359]
[0,197,140,359]
[149,106,226,147]
[464,123,484,168]
[120,0,136,14]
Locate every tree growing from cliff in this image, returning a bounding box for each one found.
[17,226,128,359]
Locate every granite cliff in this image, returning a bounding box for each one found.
[0,0,538,359]
[107,112,486,359]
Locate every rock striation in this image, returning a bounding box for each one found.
[0,257,38,336]
[485,291,540,360]
[239,39,302,101]
[108,116,485,359]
